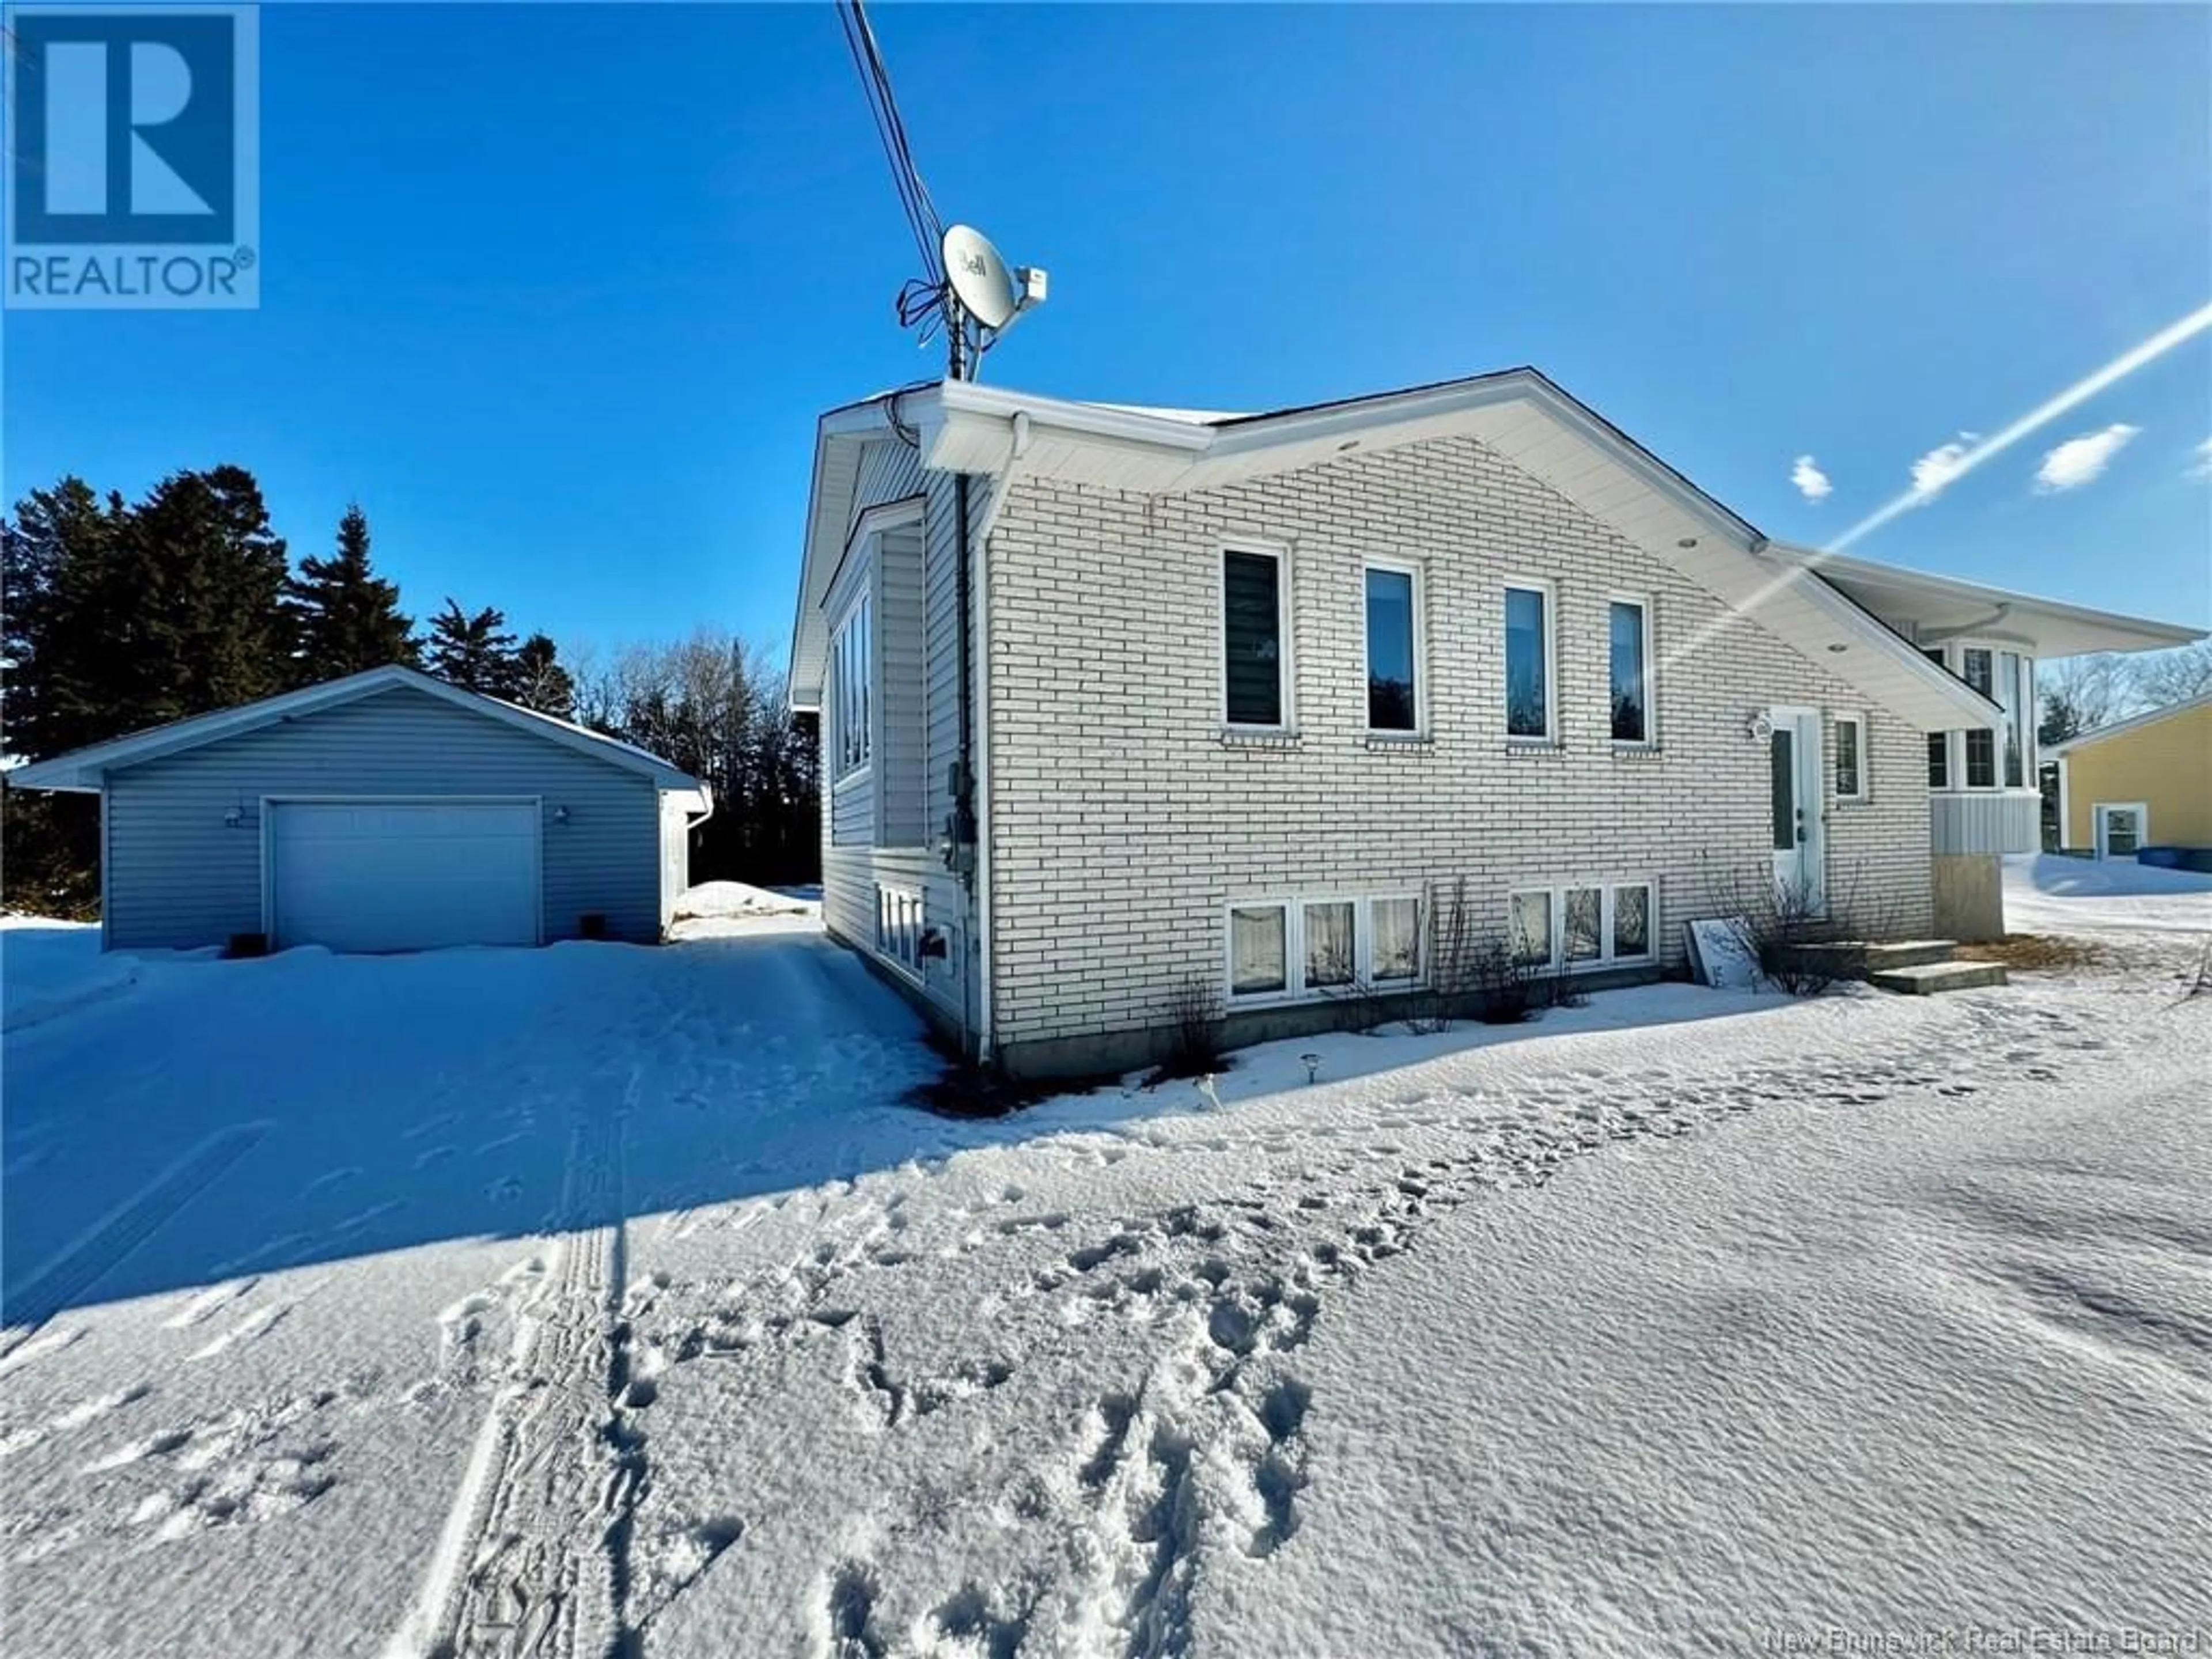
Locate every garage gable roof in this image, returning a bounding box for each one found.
[7,665,705,795]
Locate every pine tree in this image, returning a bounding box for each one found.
[509,633,575,717]
[425,600,520,694]
[286,505,416,684]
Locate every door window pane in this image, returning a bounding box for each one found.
[1770,728,1797,852]
[1370,898,1419,982]
[1365,567,1418,731]
[1835,718,1862,798]
[1304,902,1356,988]
[1224,551,1284,726]
[1510,891,1552,965]
[1609,601,1648,742]
[1613,885,1651,959]
[1505,587,1549,738]
[1230,905,1287,995]
[1564,888,1602,962]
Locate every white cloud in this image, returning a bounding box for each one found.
[2190,437,2212,479]
[2033,423,2140,493]
[1789,455,1832,503]
[1908,434,1979,502]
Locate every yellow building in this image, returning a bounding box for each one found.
[2052,694,2212,858]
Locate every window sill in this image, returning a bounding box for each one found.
[1610,741,1663,759]
[832,767,872,791]
[1362,732,1433,751]
[1502,738,1562,755]
[1219,727,1301,749]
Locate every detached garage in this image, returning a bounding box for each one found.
[10,665,710,953]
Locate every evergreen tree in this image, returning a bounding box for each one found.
[509,632,575,717]
[120,465,291,726]
[425,600,520,694]
[286,504,416,683]
[2,476,131,759]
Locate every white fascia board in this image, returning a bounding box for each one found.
[789,399,902,711]
[1769,544,2206,656]
[1771,562,2002,729]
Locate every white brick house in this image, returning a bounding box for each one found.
[788,369,2199,1075]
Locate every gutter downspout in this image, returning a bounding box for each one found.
[965,408,1033,1065]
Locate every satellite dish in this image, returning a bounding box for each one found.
[942,224,1020,330]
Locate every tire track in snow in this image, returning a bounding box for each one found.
[2,1123,270,1334]
[387,1082,647,1659]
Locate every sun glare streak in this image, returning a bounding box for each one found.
[1828,301,2212,552]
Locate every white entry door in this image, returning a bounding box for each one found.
[268,800,539,952]
[1767,709,1826,917]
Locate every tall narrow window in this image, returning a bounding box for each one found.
[1834,715,1866,800]
[1961,649,1997,789]
[1998,651,2024,787]
[832,594,872,778]
[1505,586,1551,740]
[1609,599,1650,743]
[1923,649,1950,789]
[1364,566,1418,732]
[1223,550,1286,728]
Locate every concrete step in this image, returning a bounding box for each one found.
[1859,940,1959,972]
[1770,939,1958,978]
[1869,960,2008,995]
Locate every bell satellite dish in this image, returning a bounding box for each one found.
[942,224,1020,329]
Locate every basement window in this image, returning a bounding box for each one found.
[1227,895,1424,1003]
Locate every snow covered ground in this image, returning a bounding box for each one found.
[2002,850,2212,937]
[2,884,2207,1656]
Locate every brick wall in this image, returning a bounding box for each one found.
[982,432,1933,1056]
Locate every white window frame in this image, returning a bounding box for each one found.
[1361,557,1426,737]
[2092,802,2149,861]
[1945,640,2035,794]
[1833,712,1868,801]
[830,590,873,782]
[1224,892,1425,1006]
[1219,539,1294,733]
[1502,578,1558,744]
[1509,880,1658,972]
[1606,591,1657,748]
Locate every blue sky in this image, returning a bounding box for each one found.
[6,3,2209,659]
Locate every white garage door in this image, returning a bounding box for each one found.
[268,800,539,952]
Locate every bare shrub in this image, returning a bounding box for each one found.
[1148,975,1228,1084]
[1699,853,1896,997]
[1408,876,1476,1034]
